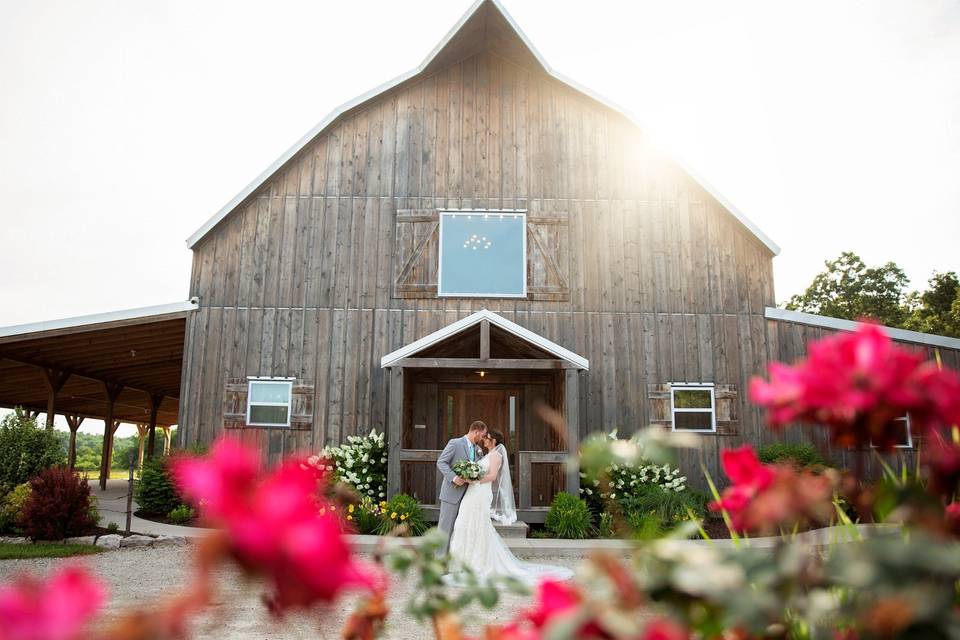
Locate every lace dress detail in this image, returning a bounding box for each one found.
[448,453,573,585]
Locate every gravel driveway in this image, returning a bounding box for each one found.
[0,546,581,639]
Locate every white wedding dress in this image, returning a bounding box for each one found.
[448,450,573,585]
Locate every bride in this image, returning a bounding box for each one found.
[447,430,573,585]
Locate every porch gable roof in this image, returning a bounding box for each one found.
[379,309,589,370]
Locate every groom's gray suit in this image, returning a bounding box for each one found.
[436,436,479,546]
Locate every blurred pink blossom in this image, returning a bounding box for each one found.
[174,437,384,614]
[0,565,106,640]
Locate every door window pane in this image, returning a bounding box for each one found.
[439,212,526,297]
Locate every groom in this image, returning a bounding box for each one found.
[436,420,488,548]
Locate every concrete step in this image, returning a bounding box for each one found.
[494,521,529,538]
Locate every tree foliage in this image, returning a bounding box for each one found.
[786,251,960,337]
[0,409,65,494]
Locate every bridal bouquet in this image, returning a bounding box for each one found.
[452,459,482,481]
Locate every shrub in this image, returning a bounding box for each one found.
[347,496,384,535]
[167,504,195,525]
[20,467,97,541]
[758,442,827,469]
[580,431,687,518]
[0,483,32,533]
[597,511,614,538]
[0,409,65,490]
[321,430,388,500]
[375,493,427,536]
[544,492,593,539]
[618,484,708,537]
[106,521,119,533]
[135,457,182,516]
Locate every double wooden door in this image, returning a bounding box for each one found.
[440,384,562,507]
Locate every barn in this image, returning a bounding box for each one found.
[1,0,958,521]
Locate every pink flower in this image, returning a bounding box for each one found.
[925,433,960,500]
[750,323,960,450]
[524,579,581,628]
[0,565,106,640]
[642,618,690,640]
[710,446,833,534]
[174,438,384,614]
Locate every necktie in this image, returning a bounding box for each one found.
[468,440,475,461]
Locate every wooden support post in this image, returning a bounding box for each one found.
[99,382,124,490]
[387,367,404,498]
[564,369,581,497]
[136,423,149,469]
[125,450,135,534]
[159,425,172,455]
[479,319,490,361]
[146,392,162,460]
[65,415,84,470]
[43,368,70,431]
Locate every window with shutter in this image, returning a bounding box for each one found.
[393,209,569,301]
[647,383,739,435]
[223,377,314,431]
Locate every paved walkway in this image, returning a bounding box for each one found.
[95,479,896,555]
[95,479,214,537]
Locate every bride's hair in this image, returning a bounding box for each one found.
[486,429,505,452]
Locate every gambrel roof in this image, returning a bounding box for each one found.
[186,0,780,255]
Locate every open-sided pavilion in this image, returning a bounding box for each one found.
[0,301,196,488]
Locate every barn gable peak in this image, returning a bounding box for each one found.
[186,0,780,257]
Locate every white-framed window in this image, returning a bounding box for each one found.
[437,210,527,298]
[246,377,293,427]
[871,414,913,449]
[670,384,716,433]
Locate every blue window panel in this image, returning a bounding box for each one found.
[439,213,526,297]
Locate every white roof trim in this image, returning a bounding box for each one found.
[380,309,589,370]
[0,300,199,341]
[765,307,960,350]
[186,0,779,256]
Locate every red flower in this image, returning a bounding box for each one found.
[750,323,960,450]
[710,446,833,534]
[174,437,384,614]
[945,502,960,535]
[525,579,581,628]
[642,618,690,640]
[925,433,960,499]
[0,565,106,640]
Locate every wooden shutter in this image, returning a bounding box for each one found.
[392,209,570,301]
[526,214,570,301]
[647,384,672,428]
[223,378,314,431]
[715,384,739,435]
[290,382,314,431]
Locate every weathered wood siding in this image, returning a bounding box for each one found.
[180,49,782,477]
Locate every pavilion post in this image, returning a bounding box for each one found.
[146,392,162,460]
[42,368,70,431]
[65,414,84,470]
[99,382,124,490]
[136,423,149,469]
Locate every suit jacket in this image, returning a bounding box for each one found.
[436,436,479,505]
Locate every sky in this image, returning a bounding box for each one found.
[1,0,959,434]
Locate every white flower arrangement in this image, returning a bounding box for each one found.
[320,429,388,499]
[580,431,689,504]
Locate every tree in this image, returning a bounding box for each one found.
[0,408,65,493]
[785,252,910,327]
[903,271,960,338]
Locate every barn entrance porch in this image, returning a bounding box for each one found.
[380,310,589,523]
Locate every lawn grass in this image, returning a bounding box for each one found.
[0,542,104,560]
